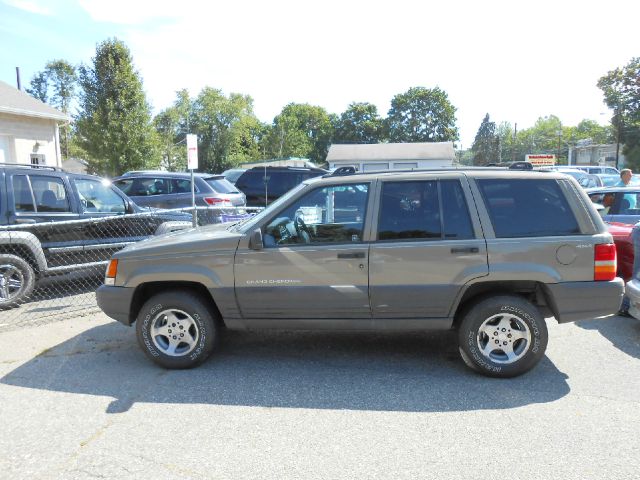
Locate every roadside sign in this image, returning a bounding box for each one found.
[187,134,198,170]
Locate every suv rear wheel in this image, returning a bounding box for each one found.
[135,290,219,369]
[457,295,548,378]
[0,254,35,309]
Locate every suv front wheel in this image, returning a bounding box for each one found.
[135,290,219,369]
[457,295,548,378]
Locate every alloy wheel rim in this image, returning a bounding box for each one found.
[150,309,200,357]
[476,313,532,364]
[0,264,24,301]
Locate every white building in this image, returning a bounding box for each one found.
[326,142,456,172]
[0,80,70,168]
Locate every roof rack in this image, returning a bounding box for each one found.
[0,163,63,171]
[330,166,358,176]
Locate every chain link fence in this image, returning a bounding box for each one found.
[0,206,260,331]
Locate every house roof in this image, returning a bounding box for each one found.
[0,80,70,122]
[326,142,456,162]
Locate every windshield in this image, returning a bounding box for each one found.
[228,183,308,233]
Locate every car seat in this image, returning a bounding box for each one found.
[40,190,59,211]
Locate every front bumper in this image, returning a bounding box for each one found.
[546,278,624,323]
[96,285,136,325]
[625,279,640,321]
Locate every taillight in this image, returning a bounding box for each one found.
[105,259,118,286]
[594,243,617,281]
[204,197,232,207]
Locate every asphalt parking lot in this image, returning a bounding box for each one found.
[1,313,639,480]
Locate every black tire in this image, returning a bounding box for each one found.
[135,290,219,369]
[0,254,35,309]
[457,295,548,378]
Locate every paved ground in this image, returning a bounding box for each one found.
[0,313,639,479]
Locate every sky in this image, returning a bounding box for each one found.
[1,0,638,148]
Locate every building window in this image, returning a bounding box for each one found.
[393,162,418,170]
[363,163,389,172]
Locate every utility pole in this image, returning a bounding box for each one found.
[15,67,21,90]
[511,123,517,163]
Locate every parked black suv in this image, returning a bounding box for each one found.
[0,164,191,307]
[234,166,327,207]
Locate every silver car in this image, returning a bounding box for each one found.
[113,171,246,216]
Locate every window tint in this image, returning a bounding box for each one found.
[264,183,369,246]
[30,176,70,212]
[236,171,263,192]
[121,177,171,196]
[378,181,441,241]
[170,179,192,194]
[441,180,474,239]
[204,177,237,194]
[113,178,133,195]
[75,179,126,214]
[478,179,580,237]
[13,175,35,212]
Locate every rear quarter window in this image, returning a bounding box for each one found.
[478,179,580,237]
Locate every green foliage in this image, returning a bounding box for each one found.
[386,87,459,143]
[75,38,161,176]
[189,88,263,173]
[598,57,640,168]
[26,60,78,159]
[333,102,385,144]
[471,114,498,165]
[569,119,614,145]
[26,71,49,103]
[262,103,334,164]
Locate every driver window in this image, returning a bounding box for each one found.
[263,183,369,247]
[75,179,126,214]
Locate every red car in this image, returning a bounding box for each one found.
[608,222,634,281]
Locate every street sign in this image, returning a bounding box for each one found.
[187,134,198,170]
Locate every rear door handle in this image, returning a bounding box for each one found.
[337,252,366,259]
[450,247,479,254]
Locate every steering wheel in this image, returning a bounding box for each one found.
[294,215,311,244]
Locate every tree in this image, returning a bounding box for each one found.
[386,86,459,142]
[333,102,385,144]
[189,87,263,173]
[471,114,498,165]
[597,57,640,169]
[75,38,161,176]
[26,60,78,159]
[154,89,191,171]
[262,103,334,164]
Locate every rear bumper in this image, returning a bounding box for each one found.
[546,278,624,323]
[96,285,136,325]
[625,279,640,321]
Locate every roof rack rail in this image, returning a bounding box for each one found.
[329,166,357,176]
[0,163,63,171]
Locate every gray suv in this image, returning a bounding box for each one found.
[97,169,624,377]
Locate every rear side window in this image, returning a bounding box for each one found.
[378,181,441,241]
[12,175,35,212]
[441,180,474,239]
[478,179,580,237]
[236,171,263,192]
[29,176,70,213]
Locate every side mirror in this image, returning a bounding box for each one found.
[248,228,263,250]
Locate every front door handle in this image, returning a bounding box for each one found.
[450,247,479,254]
[337,252,366,259]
